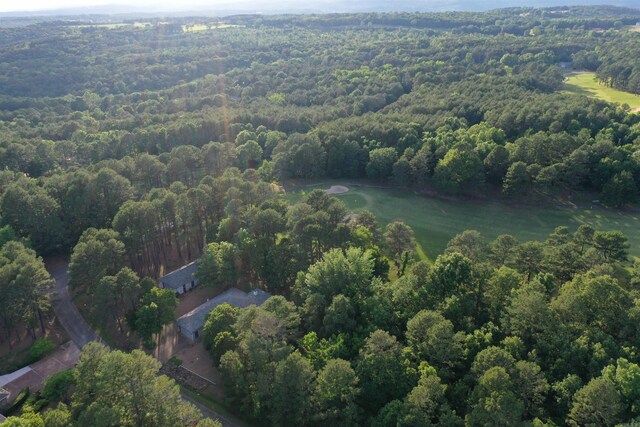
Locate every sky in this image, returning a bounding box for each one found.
[0,0,636,14]
[0,1,237,13]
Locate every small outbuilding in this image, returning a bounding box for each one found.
[176,288,271,341]
[160,261,198,295]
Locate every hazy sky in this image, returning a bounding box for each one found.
[0,0,248,13]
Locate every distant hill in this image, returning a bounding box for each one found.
[0,0,638,17]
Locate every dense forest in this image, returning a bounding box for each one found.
[2,5,640,426]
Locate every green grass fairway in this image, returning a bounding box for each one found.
[564,72,640,109]
[288,185,640,260]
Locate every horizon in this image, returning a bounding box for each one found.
[2,0,639,15]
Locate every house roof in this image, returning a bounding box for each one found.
[0,413,6,422]
[161,261,198,289]
[176,288,271,334]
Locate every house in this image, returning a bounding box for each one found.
[176,288,271,341]
[0,413,6,423]
[160,261,198,295]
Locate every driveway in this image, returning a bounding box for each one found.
[46,263,243,425]
[49,264,99,348]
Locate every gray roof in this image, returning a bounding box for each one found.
[0,413,6,422]
[177,288,271,333]
[161,261,197,289]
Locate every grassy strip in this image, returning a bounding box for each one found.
[564,72,640,109]
[181,386,251,427]
[332,187,640,260]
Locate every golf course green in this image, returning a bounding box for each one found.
[289,184,640,260]
[564,72,640,110]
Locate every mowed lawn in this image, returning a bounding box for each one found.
[564,72,640,110]
[290,185,640,261]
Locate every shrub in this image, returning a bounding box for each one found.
[28,338,55,363]
[168,357,183,367]
[42,369,75,402]
[3,388,30,416]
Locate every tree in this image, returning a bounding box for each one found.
[2,410,44,427]
[270,352,314,427]
[401,366,460,426]
[484,145,510,184]
[72,342,201,426]
[513,241,545,279]
[601,171,637,207]
[433,148,484,194]
[592,230,629,263]
[134,303,161,347]
[489,234,519,265]
[313,358,361,427]
[512,360,549,419]
[195,241,238,289]
[236,140,263,170]
[602,358,640,417]
[568,377,623,427]
[0,241,53,343]
[68,228,125,290]
[202,303,239,364]
[323,295,357,337]
[356,330,415,413]
[445,230,487,262]
[485,266,522,322]
[42,370,75,402]
[406,310,463,374]
[552,274,631,337]
[503,161,530,196]
[141,287,179,326]
[1,181,65,254]
[383,221,416,274]
[466,367,524,426]
[43,404,72,427]
[392,156,413,186]
[366,148,398,181]
[294,247,374,306]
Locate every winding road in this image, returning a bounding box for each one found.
[49,265,99,348]
[48,263,241,427]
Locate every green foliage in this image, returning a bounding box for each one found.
[366,148,398,181]
[0,242,53,349]
[41,369,75,402]
[1,7,640,426]
[168,357,183,366]
[27,339,54,363]
[72,342,201,426]
[568,377,623,427]
[434,148,484,194]
[2,388,30,417]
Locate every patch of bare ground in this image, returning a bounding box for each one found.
[171,342,224,400]
[325,185,349,194]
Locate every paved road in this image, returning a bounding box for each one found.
[49,265,99,348]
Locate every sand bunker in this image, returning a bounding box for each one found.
[325,185,349,195]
